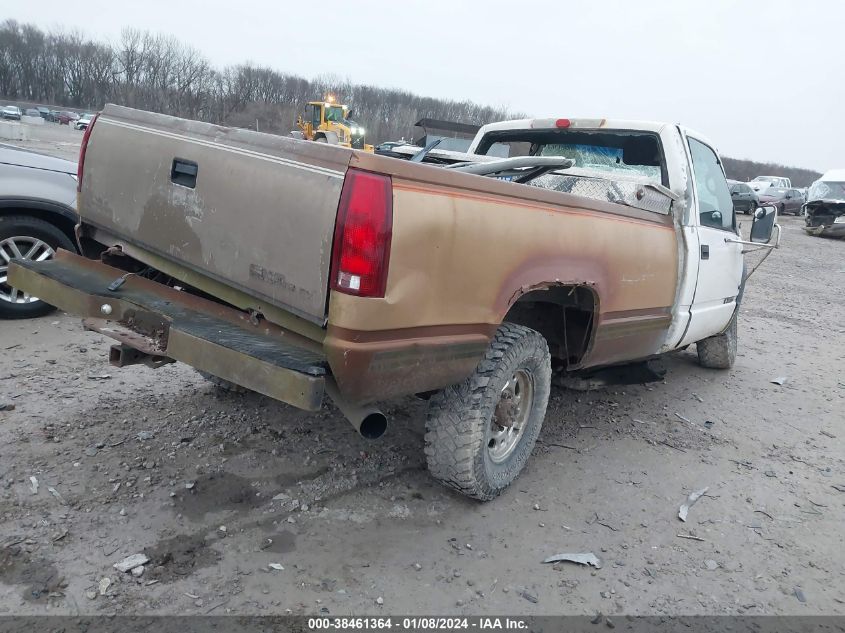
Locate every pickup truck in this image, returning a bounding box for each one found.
[9,106,780,500]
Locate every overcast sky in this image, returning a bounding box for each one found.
[6,0,842,170]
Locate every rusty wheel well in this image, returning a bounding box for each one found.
[503,285,596,369]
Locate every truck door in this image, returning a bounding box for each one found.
[678,135,744,347]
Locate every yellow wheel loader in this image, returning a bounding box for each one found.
[293,98,374,152]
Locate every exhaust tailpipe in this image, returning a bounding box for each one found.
[324,378,387,440]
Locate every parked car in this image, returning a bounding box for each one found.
[74,113,95,130]
[0,144,79,318]
[749,175,791,194]
[728,180,758,214]
[57,111,80,125]
[36,107,52,121]
[1,106,22,121]
[7,106,780,499]
[757,186,804,215]
[804,169,845,238]
[24,108,41,118]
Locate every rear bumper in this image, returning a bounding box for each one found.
[8,251,327,411]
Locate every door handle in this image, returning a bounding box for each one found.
[171,158,198,188]
[701,244,710,260]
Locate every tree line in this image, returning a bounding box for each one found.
[1,19,820,185]
[722,157,820,188]
[0,19,517,143]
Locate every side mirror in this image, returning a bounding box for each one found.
[751,205,777,243]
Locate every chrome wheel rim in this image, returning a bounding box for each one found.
[0,236,55,304]
[488,369,534,463]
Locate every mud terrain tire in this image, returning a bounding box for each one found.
[697,311,738,369]
[424,323,551,500]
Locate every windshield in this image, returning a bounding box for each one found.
[477,129,667,185]
[537,144,662,181]
[752,176,776,182]
[325,106,345,122]
[808,180,845,201]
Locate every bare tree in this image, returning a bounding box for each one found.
[0,20,822,184]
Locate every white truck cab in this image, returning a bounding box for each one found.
[467,117,778,357]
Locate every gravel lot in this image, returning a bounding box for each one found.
[1,123,843,616]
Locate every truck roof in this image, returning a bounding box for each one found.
[473,117,672,135]
[468,117,717,154]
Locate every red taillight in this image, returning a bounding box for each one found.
[330,169,393,298]
[555,118,571,128]
[77,113,99,192]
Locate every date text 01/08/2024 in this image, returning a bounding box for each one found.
[307,617,529,631]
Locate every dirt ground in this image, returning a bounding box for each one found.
[1,120,83,162]
[1,124,843,617]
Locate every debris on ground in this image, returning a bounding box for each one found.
[114,553,150,572]
[704,559,719,571]
[28,476,38,494]
[98,577,112,595]
[268,563,284,571]
[794,587,807,603]
[87,374,112,380]
[543,552,603,569]
[47,486,66,505]
[0,403,15,412]
[678,486,708,522]
[520,589,538,603]
[130,565,145,577]
[770,377,788,386]
[677,533,706,542]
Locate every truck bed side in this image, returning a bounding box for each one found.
[324,152,679,401]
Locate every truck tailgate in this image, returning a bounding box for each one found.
[82,105,353,324]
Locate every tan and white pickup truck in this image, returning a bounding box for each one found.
[9,106,780,500]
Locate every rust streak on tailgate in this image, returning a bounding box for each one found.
[80,104,354,324]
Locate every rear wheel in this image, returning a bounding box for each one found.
[0,215,76,319]
[424,323,551,500]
